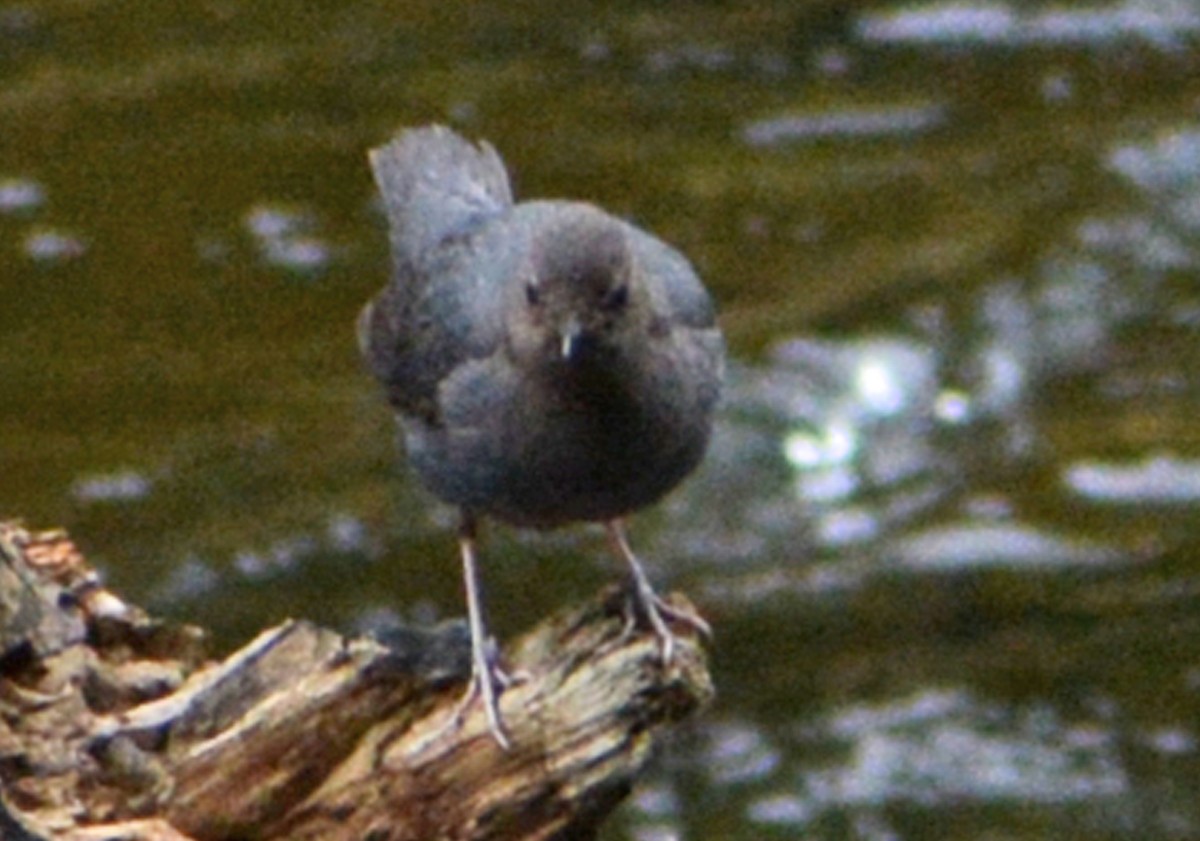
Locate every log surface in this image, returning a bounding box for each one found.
[0,522,713,841]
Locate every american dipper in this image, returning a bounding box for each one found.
[359,125,724,747]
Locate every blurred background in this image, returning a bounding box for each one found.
[4,1,1200,838]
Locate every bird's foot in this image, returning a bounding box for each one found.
[437,636,526,749]
[623,577,713,665]
[607,520,711,665]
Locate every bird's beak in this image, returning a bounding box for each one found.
[560,318,584,361]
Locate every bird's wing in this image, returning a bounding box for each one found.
[360,216,520,424]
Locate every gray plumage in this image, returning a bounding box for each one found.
[359,125,723,747]
[360,125,724,528]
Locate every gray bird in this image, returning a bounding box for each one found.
[359,125,724,747]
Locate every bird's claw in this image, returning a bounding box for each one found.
[434,636,523,750]
[624,585,712,665]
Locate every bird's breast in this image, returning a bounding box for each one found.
[407,346,712,527]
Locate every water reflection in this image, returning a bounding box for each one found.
[799,690,1124,811]
[630,105,1200,838]
[23,225,86,262]
[742,106,947,147]
[0,176,43,213]
[242,203,334,274]
[637,690,1143,836]
[1066,455,1200,503]
[0,175,86,262]
[3,1,1200,839]
[71,469,153,504]
[892,503,1124,570]
[859,0,1200,49]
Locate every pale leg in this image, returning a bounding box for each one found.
[442,513,513,749]
[605,519,712,663]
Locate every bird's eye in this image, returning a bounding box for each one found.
[601,284,628,311]
[525,282,540,306]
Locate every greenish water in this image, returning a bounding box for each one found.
[4,2,1200,838]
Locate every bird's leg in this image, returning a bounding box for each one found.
[606,520,712,664]
[441,513,514,749]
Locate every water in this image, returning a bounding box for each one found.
[3,2,1200,838]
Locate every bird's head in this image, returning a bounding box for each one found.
[507,210,651,369]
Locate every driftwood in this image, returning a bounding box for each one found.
[0,522,713,840]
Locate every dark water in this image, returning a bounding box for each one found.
[4,2,1200,838]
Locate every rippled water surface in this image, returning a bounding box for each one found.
[4,2,1200,839]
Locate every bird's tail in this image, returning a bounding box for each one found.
[369,125,513,266]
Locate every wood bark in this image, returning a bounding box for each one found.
[0,522,713,840]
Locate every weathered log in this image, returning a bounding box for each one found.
[0,522,713,840]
